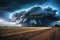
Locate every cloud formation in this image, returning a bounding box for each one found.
[9,6,60,26]
[0,19,22,27]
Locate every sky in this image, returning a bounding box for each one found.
[0,19,22,27]
[0,0,60,18]
[0,0,60,27]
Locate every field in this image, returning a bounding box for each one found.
[0,27,52,36]
[0,27,60,40]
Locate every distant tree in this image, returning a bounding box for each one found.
[55,24,60,27]
[4,26,7,27]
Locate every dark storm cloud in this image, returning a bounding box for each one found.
[0,0,60,19]
[0,0,48,11]
[13,6,58,19]
[0,0,48,18]
[11,6,60,26]
[0,0,59,11]
[55,0,60,6]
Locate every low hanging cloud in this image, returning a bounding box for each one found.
[0,19,22,27]
[8,5,60,27]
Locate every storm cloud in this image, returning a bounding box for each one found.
[10,6,60,27]
[0,0,60,27]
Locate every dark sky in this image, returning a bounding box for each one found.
[0,0,60,19]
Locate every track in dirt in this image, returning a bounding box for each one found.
[28,28,60,40]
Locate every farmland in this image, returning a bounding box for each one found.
[0,27,60,40]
